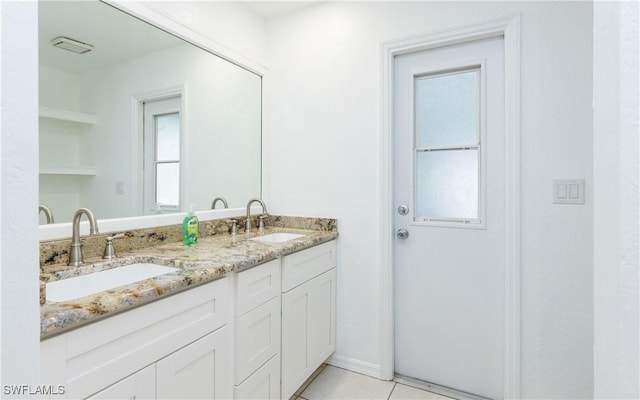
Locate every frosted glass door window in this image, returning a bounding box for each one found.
[156,162,180,206]
[415,70,478,148]
[156,114,180,160]
[155,113,180,207]
[416,150,479,219]
[414,67,482,223]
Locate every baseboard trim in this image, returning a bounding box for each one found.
[326,354,383,380]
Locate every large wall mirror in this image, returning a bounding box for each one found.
[38,0,262,225]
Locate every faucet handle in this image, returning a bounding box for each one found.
[226,219,238,235]
[102,233,125,260]
[258,215,267,232]
[108,233,126,241]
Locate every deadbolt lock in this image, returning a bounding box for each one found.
[398,205,409,215]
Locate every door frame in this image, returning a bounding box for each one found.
[379,15,521,399]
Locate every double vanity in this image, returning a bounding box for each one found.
[40,215,338,399]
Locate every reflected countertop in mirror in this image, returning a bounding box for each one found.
[38,0,262,225]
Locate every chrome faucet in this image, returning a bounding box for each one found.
[68,208,99,267]
[211,197,229,209]
[245,198,268,233]
[39,204,55,224]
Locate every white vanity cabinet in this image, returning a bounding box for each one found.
[233,240,337,400]
[281,241,337,400]
[41,278,231,400]
[40,239,337,400]
[233,259,282,400]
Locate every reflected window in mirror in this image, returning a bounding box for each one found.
[143,96,181,214]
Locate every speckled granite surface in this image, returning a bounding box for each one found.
[40,217,337,338]
[40,215,336,267]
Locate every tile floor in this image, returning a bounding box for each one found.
[292,365,455,400]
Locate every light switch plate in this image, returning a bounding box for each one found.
[553,179,585,204]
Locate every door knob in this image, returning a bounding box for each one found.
[397,205,409,215]
[396,229,409,239]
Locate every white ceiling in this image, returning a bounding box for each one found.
[39,1,183,74]
[244,1,319,19]
[39,1,320,75]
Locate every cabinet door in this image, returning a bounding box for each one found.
[234,354,280,400]
[281,268,336,400]
[89,364,155,400]
[235,296,281,384]
[308,268,336,366]
[156,326,231,400]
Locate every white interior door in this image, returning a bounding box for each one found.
[393,36,505,400]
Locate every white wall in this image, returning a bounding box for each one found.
[593,1,640,399]
[39,66,82,111]
[0,0,40,390]
[265,2,594,398]
[143,1,268,68]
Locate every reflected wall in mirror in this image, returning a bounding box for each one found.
[38,0,262,224]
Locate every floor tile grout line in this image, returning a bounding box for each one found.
[326,363,398,383]
[304,364,401,400]
[296,363,327,398]
[394,381,458,400]
[297,363,458,400]
[387,382,398,400]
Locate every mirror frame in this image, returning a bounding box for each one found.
[39,0,268,241]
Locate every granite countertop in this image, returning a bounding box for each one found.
[40,226,337,338]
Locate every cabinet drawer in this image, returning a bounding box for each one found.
[235,259,280,316]
[282,240,336,292]
[235,296,281,384]
[234,354,280,400]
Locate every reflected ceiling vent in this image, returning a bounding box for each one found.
[50,36,93,54]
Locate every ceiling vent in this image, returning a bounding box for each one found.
[50,36,93,54]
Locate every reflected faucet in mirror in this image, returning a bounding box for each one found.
[39,204,55,224]
[211,197,229,209]
[245,199,269,234]
[68,208,99,267]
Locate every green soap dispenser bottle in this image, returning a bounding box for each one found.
[183,205,199,246]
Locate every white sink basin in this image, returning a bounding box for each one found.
[46,263,178,303]
[249,233,305,244]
